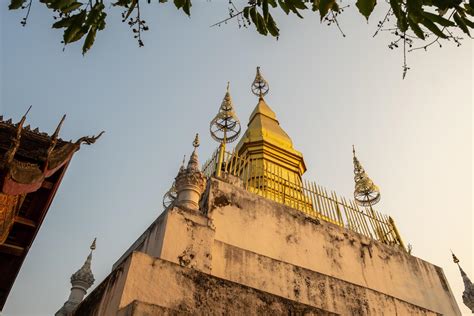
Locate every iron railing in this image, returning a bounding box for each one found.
[202,148,405,249]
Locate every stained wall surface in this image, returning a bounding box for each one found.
[205,178,461,315]
[75,177,461,316]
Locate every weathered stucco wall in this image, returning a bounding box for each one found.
[205,178,460,315]
[102,252,336,315]
[212,240,440,315]
[77,176,460,315]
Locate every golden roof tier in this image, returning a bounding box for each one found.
[235,67,306,184]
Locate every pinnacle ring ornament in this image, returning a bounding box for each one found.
[251,66,269,97]
[162,182,177,209]
[352,145,381,207]
[210,82,241,144]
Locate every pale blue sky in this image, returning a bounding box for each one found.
[1,1,472,315]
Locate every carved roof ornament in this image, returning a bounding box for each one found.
[452,252,474,313]
[0,109,104,196]
[352,145,381,207]
[3,106,31,166]
[210,82,241,144]
[251,66,269,98]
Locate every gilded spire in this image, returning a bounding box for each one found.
[251,66,269,98]
[235,67,306,185]
[451,252,474,312]
[352,146,381,207]
[210,82,241,144]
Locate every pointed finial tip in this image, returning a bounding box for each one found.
[193,133,200,148]
[451,250,460,264]
[352,145,356,155]
[90,238,96,251]
[251,66,269,97]
[25,105,32,116]
[226,81,230,91]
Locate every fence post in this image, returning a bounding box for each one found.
[389,216,406,251]
[215,142,225,177]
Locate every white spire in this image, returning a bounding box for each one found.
[56,239,96,316]
[175,134,207,211]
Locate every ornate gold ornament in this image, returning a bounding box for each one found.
[210,83,241,177]
[210,82,241,144]
[251,66,269,97]
[352,145,381,207]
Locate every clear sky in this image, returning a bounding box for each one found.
[1,1,472,315]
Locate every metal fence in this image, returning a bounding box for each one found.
[202,148,405,249]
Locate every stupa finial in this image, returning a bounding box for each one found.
[210,82,241,144]
[90,238,96,251]
[251,66,269,98]
[55,239,97,316]
[352,146,380,207]
[192,133,200,149]
[451,252,474,312]
[174,133,207,211]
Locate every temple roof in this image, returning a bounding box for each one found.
[0,112,103,310]
[238,97,297,151]
[236,96,306,175]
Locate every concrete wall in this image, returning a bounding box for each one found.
[212,240,440,315]
[79,252,336,316]
[77,177,461,315]
[205,178,460,315]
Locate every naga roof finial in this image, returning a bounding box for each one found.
[3,106,32,165]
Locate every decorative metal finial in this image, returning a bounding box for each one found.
[90,238,96,251]
[352,145,381,207]
[193,133,200,148]
[451,250,460,264]
[451,252,474,312]
[210,82,241,144]
[251,66,269,97]
[162,182,177,208]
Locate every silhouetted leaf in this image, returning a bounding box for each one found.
[319,0,335,21]
[408,16,425,39]
[454,12,470,35]
[8,0,26,10]
[356,0,376,21]
[82,26,97,55]
[422,11,455,27]
[420,16,447,38]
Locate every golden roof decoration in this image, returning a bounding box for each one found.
[251,66,269,98]
[210,82,241,144]
[352,145,381,207]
